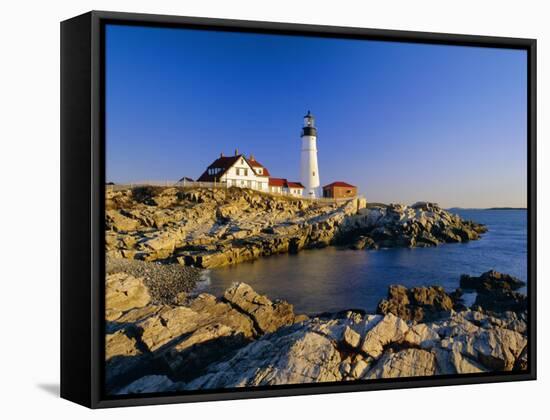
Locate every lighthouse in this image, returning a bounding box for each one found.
[300,110,321,198]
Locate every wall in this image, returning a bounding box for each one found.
[1,1,547,419]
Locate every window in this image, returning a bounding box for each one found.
[312,171,316,176]
[257,168,262,174]
[241,180,245,186]
[247,180,252,187]
[244,169,248,176]
[236,168,240,176]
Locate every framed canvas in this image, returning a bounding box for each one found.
[60,10,537,408]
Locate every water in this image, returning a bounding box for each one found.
[199,210,527,314]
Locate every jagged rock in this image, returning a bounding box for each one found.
[106,209,140,232]
[377,285,454,322]
[105,330,149,393]
[188,293,255,338]
[440,324,527,371]
[339,201,486,250]
[342,325,362,348]
[474,289,527,313]
[433,347,488,374]
[514,345,529,371]
[460,270,526,292]
[349,235,377,250]
[164,323,249,380]
[460,271,527,313]
[102,280,528,393]
[403,323,440,348]
[185,324,343,389]
[350,357,371,379]
[106,330,141,360]
[223,282,296,334]
[363,348,436,379]
[117,375,177,395]
[139,306,208,352]
[106,186,486,269]
[106,273,151,321]
[361,313,409,358]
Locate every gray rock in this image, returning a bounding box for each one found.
[363,348,437,379]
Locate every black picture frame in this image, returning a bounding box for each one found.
[60,10,537,409]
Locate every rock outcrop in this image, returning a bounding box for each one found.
[377,285,458,322]
[105,273,152,321]
[339,201,487,249]
[105,273,528,395]
[105,187,485,269]
[460,270,527,312]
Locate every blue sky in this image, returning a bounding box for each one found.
[106,24,527,208]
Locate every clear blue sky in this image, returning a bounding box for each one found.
[106,24,527,208]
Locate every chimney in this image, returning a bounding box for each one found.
[220,152,224,158]
[235,148,239,156]
[249,154,255,161]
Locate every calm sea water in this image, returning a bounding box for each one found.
[198,210,527,314]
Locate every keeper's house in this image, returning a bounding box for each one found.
[197,151,270,191]
[322,181,357,199]
[196,150,305,197]
[268,178,305,197]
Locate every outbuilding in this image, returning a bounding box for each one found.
[322,181,357,199]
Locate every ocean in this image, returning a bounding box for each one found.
[198,209,528,314]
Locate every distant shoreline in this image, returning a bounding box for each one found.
[448,207,527,211]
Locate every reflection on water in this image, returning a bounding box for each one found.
[200,210,527,314]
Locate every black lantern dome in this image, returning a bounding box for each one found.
[301,110,317,137]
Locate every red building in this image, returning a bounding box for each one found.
[322,181,357,199]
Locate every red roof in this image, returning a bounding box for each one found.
[197,154,272,182]
[197,155,242,182]
[247,158,271,177]
[323,181,356,189]
[287,181,304,189]
[269,177,287,187]
[269,178,304,189]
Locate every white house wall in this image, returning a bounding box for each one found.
[221,158,268,191]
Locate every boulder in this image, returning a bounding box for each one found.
[361,313,409,358]
[363,348,436,379]
[105,273,151,321]
[440,325,527,371]
[432,347,488,375]
[188,293,255,338]
[106,209,140,232]
[474,289,527,313]
[460,270,526,292]
[377,285,454,322]
[185,324,343,389]
[106,330,141,361]
[223,282,296,334]
[138,306,208,352]
[342,325,362,348]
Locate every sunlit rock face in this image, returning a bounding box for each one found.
[104,275,527,395]
[105,186,486,268]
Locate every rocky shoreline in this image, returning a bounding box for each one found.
[105,186,487,269]
[105,267,528,395]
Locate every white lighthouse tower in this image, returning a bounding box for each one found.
[300,110,321,198]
